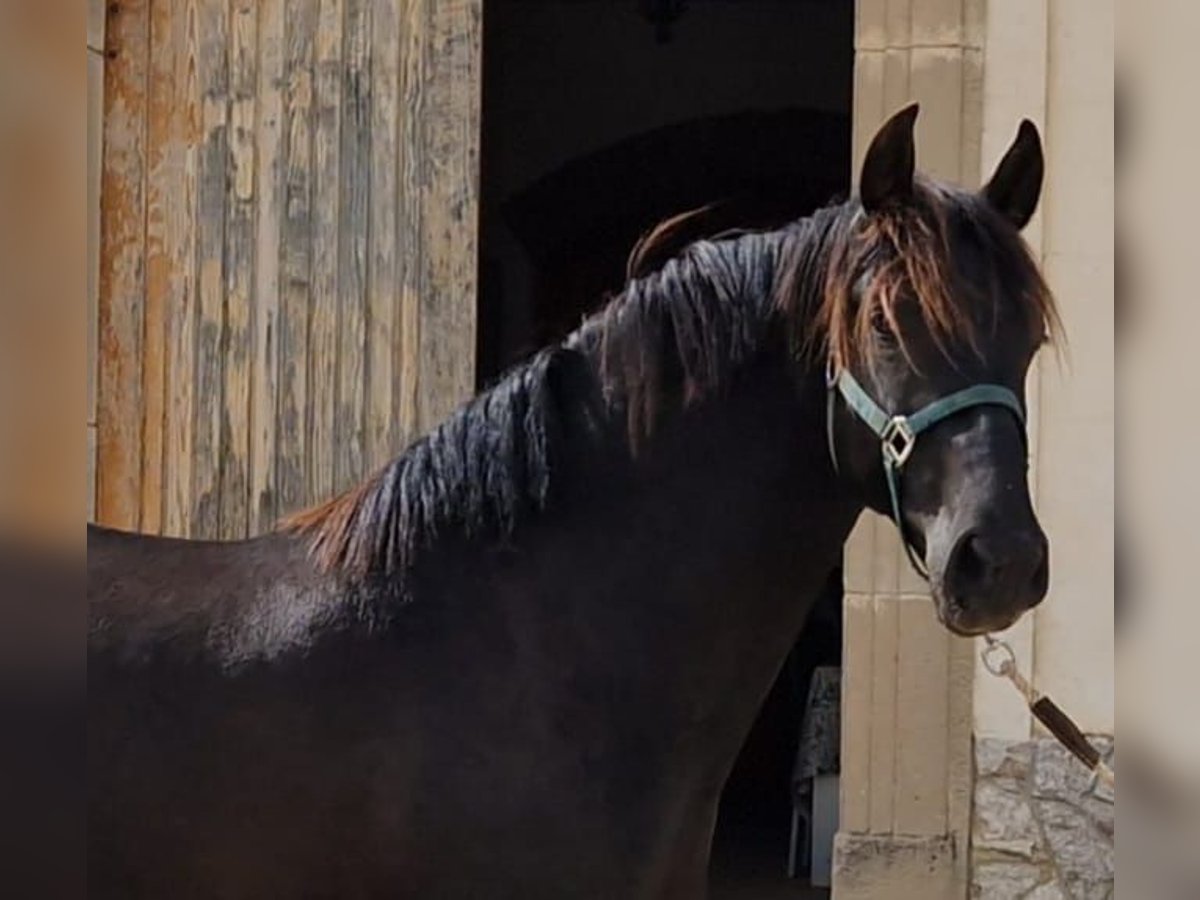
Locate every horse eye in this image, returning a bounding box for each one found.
[870,307,896,342]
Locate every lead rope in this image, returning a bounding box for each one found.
[981,635,1115,794]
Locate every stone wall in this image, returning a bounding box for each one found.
[971,738,1114,899]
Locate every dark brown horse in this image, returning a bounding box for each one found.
[89,106,1058,899]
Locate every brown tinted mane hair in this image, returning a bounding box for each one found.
[626,200,761,281]
[779,178,1061,370]
[284,182,1059,581]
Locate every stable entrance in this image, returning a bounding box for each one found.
[477,2,854,894]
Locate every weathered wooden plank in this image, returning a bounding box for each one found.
[96,0,149,531]
[218,0,258,539]
[250,0,285,534]
[191,0,230,538]
[416,0,479,431]
[140,0,179,534]
[88,49,102,429]
[366,0,401,469]
[335,0,371,489]
[308,0,344,503]
[98,0,482,535]
[163,0,201,537]
[276,0,317,516]
[396,0,425,443]
[88,425,98,519]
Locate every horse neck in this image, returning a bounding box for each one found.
[525,228,862,777]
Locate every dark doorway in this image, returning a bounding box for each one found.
[477,1,853,894]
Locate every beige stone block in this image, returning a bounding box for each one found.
[963,0,985,49]
[1048,0,1114,108]
[982,0,1048,169]
[852,51,887,183]
[882,47,912,125]
[871,514,901,597]
[832,832,959,899]
[88,0,105,52]
[897,527,928,596]
[911,0,963,47]
[1034,253,1114,734]
[885,0,912,49]
[1042,118,1113,259]
[959,47,984,188]
[909,46,965,181]
[840,592,876,832]
[893,596,949,835]
[844,511,877,595]
[867,595,899,833]
[856,0,889,51]
[945,633,975,863]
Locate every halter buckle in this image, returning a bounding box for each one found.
[881,416,916,467]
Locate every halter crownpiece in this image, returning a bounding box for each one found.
[825,365,1026,577]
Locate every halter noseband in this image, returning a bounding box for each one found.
[826,365,1026,578]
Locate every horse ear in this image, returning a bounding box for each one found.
[982,120,1044,230]
[859,103,919,212]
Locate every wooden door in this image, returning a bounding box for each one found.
[95,0,481,539]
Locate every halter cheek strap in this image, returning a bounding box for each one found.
[826,367,1026,578]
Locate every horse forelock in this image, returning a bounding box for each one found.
[779,180,1061,370]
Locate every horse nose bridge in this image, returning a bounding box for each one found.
[937,405,1030,497]
[968,525,1046,571]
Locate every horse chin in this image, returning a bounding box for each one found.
[930,588,1023,638]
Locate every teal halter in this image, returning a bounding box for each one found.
[826,365,1026,578]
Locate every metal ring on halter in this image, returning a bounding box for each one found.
[981,637,1017,677]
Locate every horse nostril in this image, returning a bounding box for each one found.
[949,529,1050,610]
[949,532,992,604]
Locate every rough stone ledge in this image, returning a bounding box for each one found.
[833,832,959,900]
[971,736,1114,900]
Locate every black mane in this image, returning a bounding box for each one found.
[286,194,1033,584]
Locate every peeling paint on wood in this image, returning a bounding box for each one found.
[97,0,149,531]
[96,0,481,538]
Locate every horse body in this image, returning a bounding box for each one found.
[89,106,1059,897]
[89,352,857,899]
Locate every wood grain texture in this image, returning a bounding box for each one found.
[191,0,230,537]
[416,0,479,432]
[396,0,425,443]
[96,0,481,537]
[336,0,371,490]
[219,0,258,539]
[277,0,317,519]
[366,0,401,469]
[251,0,285,534]
[140,0,177,533]
[308,0,343,504]
[96,0,149,530]
[163,0,201,537]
